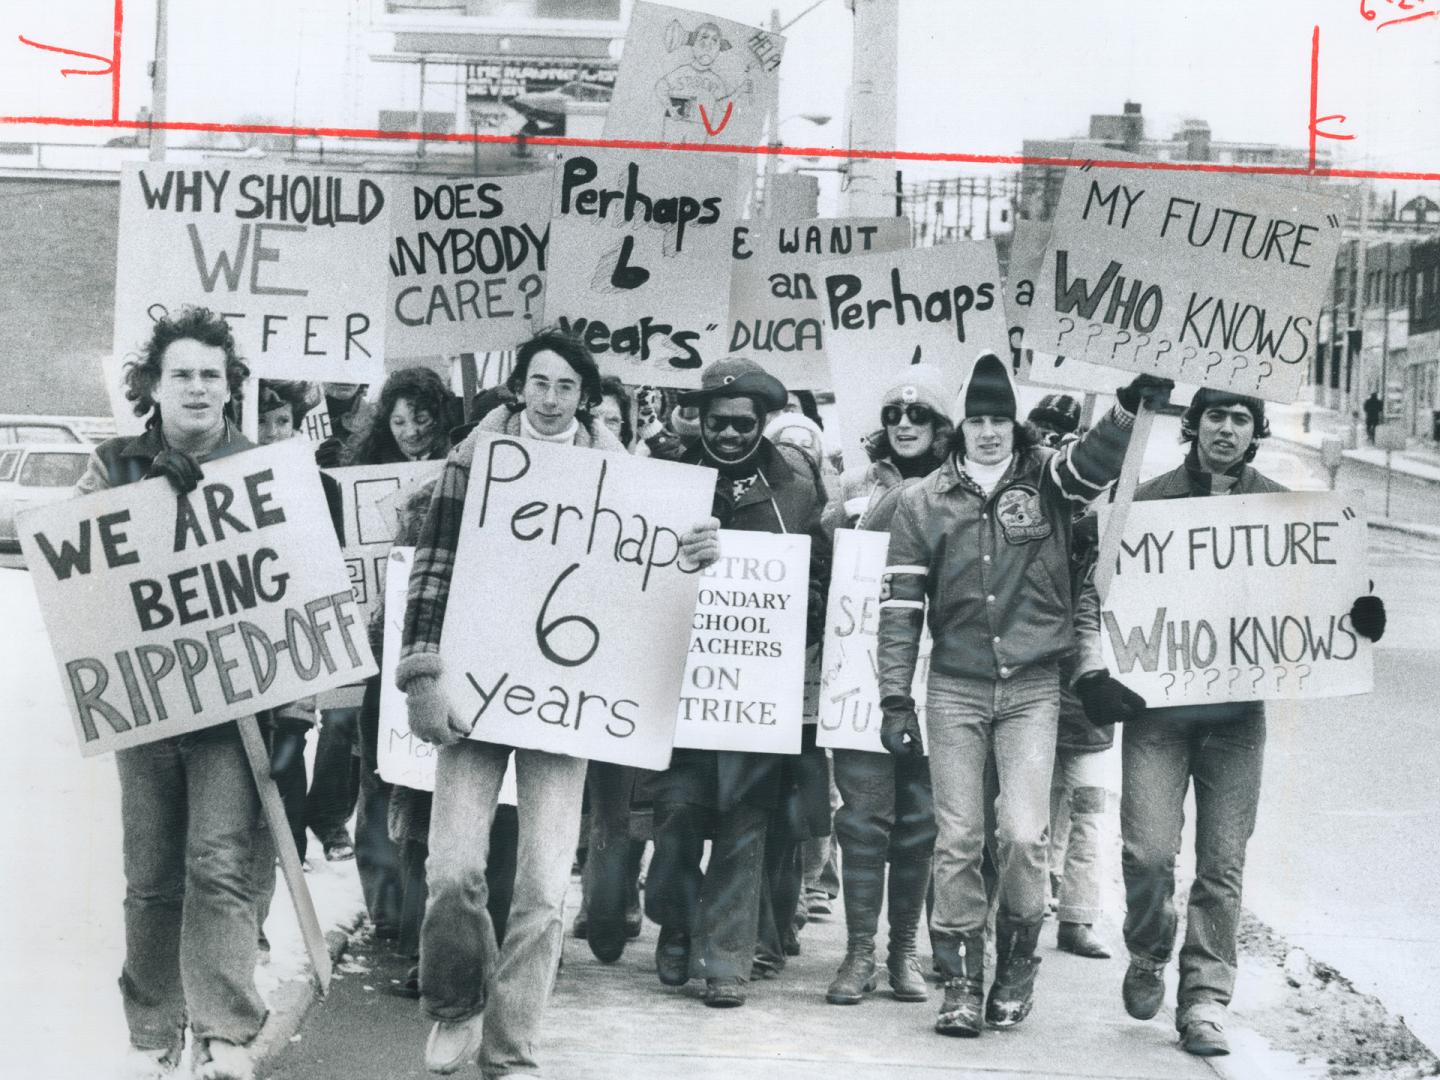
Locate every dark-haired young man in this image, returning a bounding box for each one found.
[76,307,265,1080]
[1117,388,1387,1058]
[877,352,1173,1039]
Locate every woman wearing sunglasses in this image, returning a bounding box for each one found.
[821,367,952,1007]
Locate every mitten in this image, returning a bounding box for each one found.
[1116,374,1175,413]
[1074,670,1147,725]
[1350,590,1386,642]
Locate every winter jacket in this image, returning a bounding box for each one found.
[652,438,833,824]
[395,406,625,683]
[1127,449,1287,728]
[876,403,1136,699]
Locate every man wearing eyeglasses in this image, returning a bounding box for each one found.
[646,357,832,1009]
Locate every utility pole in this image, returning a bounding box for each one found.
[148,0,168,162]
[842,0,898,217]
[761,7,781,218]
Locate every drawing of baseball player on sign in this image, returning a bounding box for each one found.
[605,2,783,146]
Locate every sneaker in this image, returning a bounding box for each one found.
[1056,922,1111,959]
[1181,1018,1231,1057]
[194,1039,254,1080]
[424,1014,485,1074]
[1123,956,1167,1020]
[703,977,746,1008]
[655,926,691,986]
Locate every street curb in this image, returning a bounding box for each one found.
[251,911,364,1078]
[1272,434,1440,487]
[1366,517,1440,541]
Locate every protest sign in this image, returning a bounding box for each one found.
[19,440,377,756]
[1006,220,1119,395]
[1100,491,1373,706]
[823,243,1008,468]
[604,2,784,147]
[729,217,911,390]
[544,148,738,387]
[673,530,810,754]
[439,434,715,769]
[817,529,931,753]
[1024,166,1346,402]
[377,547,435,791]
[325,460,443,623]
[386,172,553,357]
[113,163,390,384]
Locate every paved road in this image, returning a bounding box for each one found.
[1242,528,1440,1051]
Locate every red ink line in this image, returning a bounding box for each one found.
[1377,9,1437,27]
[111,0,123,123]
[2,114,1438,181]
[698,101,733,137]
[16,36,114,76]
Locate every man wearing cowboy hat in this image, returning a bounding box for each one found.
[646,357,832,1009]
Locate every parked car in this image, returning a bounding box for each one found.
[0,444,93,550]
[0,416,88,445]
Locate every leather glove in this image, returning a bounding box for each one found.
[680,517,720,571]
[145,449,203,494]
[1075,670,1147,725]
[268,728,307,779]
[1116,374,1175,413]
[314,437,344,469]
[879,694,923,756]
[1350,586,1386,642]
[403,673,472,747]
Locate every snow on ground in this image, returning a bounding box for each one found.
[0,568,363,1078]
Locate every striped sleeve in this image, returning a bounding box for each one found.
[1048,402,1134,504]
[876,491,930,702]
[397,449,470,678]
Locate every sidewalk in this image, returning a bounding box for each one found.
[1268,401,1440,484]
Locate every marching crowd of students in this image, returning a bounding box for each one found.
[78,308,1388,1080]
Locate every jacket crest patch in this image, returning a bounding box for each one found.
[995,484,1051,544]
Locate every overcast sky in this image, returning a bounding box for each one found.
[1,0,1436,191]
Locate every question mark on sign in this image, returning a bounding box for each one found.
[1204,668,1221,694]
[1273,667,1287,693]
[1181,669,1197,694]
[1110,329,1132,361]
[1231,354,1250,381]
[1152,339,1173,370]
[1158,672,1176,699]
[1055,316,1076,350]
[1256,359,1273,389]
[1249,665,1265,691]
[1179,344,1196,372]
[518,273,543,319]
[1227,666,1242,691]
[1083,323,1104,360]
[1131,333,1151,365]
[1204,350,1224,375]
[1295,664,1311,690]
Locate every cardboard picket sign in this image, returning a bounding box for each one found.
[19,440,377,756]
[544,148,738,388]
[438,434,715,769]
[823,243,1009,470]
[386,172,553,357]
[1007,220,1122,395]
[817,529,931,754]
[673,529,810,754]
[377,548,521,802]
[324,461,444,623]
[1100,491,1373,706]
[113,163,390,384]
[604,2,784,147]
[1023,166,1346,403]
[729,217,912,390]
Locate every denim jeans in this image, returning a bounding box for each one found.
[115,724,268,1050]
[833,748,937,865]
[420,740,587,1080]
[306,707,359,847]
[581,762,640,936]
[1048,746,1111,925]
[1121,710,1265,1023]
[925,663,1059,939]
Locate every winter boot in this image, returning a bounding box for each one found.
[885,855,932,1002]
[933,931,986,1036]
[825,854,884,1005]
[986,920,1043,1028]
